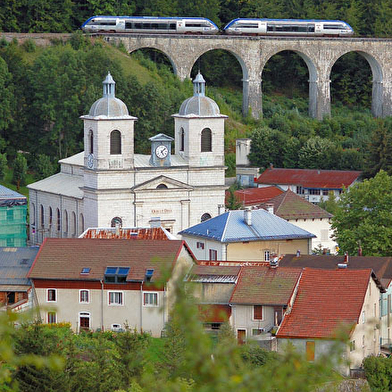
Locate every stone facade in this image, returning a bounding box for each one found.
[28,73,227,244]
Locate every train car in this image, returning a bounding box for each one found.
[82,16,219,34]
[223,18,354,36]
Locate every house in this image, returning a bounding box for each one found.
[226,186,283,208]
[276,268,383,376]
[0,246,38,311]
[179,208,315,262]
[279,254,392,353]
[258,190,336,253]
[28,72,227,243]
[256,168,361,203]
[28,238,195,336]
[0,185,27,247]
[229,265,302,346]
[235,138,260,187]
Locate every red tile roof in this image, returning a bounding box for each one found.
[225,186,283,207]
[28,238,192,283]
[276,268,372,339]
[257,168,361,189]
[259,190,332,219]
[81,227,170,240]
[230,266,302,305]
[191,264,241,277]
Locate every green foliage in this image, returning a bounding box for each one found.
[298,136,338,169]
[363,355,392,392]
[332,170,392,256]
[225,153,236,177]
[318,191,339,215]
[0,153,7,181]
[22,39,36,53]
[33,154,56,180]
[11,153,27,188]
[225,185,243,210]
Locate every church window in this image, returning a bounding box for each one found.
[201,213,211,222]
[64,210,68,235]
[49,207,53,227]
[72,212,77,237]
[79,213,84,233]
[156,184,168,189]
[40,205,44,228]
[111,217,122,227]
[89,130,94,154]
[31,203,35,226]
[57,209,61,232]
[201,128,212,152]
[179,128,185,152]
[110,130,121,154]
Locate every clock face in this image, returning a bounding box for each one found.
[155,145,168,159]
[87,153,94,169]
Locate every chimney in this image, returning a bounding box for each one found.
[218,204,225,215]
[150,217,161,228]
[269,163,274,169]
[244,208,252,226]
[296,250,301,258]
[358,241,363,256]
[344,252,349,263]
[270,256,279,268]
[266,203,274,214]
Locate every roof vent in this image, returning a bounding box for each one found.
[244,208,252,226]
[20,258,29,265]
[145,269,154,282]
[270,256,279,268]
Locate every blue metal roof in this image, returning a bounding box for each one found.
[0,247,39,286]
[179,209,315,243]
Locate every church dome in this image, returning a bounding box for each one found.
[88,72,129,117]
[179,72,220,116]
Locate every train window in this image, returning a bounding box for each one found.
[308,24,315,32]
[101,21,116,26]
[185,23,203,27]
[323,24,342,29]
[169,23,176,29]
[125,22,133,29]
[240,24,259,28]
[152,23,159,29]
[267,24,274,31]
[142,23,151,29]
[134,23,142,29]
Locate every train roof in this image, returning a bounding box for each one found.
[82,16,219,29]
[223,18,352,29]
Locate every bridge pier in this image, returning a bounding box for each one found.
[243,78,262,119]
[313,78,331,120]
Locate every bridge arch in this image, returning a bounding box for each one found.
[328,50,383,117]
[261,48,319,118]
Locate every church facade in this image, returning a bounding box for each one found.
[28,72,227,244]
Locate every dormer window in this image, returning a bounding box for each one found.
[110,130,121,154]
[145,269,154,282]
[104,266,130,283]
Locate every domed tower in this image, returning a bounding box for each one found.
[81,72,137,171]
[173,72,227,167]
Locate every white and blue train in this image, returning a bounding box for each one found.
[82,16,354,36]
[81,16,219,34]
[223,18,354,36]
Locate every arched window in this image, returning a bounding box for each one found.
[31,203,36,226]
[72,212,77,237]
[49,207,53,227]
[89,130,94,154]
[179,128,185,152]
[79,213,84,233]
[201,213,211,222]
[57,209,61,232]
[111,217,122,227]
[40,205,44,228]
[110,130,121,154]
[201,128,212,152]
[156,184,168,189]
[64,210,68,236]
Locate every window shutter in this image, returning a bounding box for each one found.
[201,128,212,152]
[254,305,263,320]
[110,130,121,154]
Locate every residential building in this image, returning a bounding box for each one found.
[258,190,336,253]
[28,72,227,244]
[257,168,361,203]
[235,138,260,187]
[179,208,315,262]
[0,185,27,247]
[0,246,38,311]
[226,186,283,208]
[28,238,195,336]
[276,268,383,376]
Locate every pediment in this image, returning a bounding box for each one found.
[132,175,194,191]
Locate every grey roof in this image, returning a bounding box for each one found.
[59,151,84,166]
[0,247,39,286]
[179,209,316,243]
[149,133,174,142]
[0,185,26,207]
[27,173,84,199]
[179,95,221,117]
[134,154,187,168]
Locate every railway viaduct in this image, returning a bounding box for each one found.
[102,34,392,120]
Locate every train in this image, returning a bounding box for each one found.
[81,16,354,37]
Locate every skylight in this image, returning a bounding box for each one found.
[104,266,130,283]
[81,267,91,275]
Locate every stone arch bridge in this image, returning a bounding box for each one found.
[103,34,392,120]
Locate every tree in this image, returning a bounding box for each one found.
[12,153,27,189]
[33,154,56,180]
[331,171,392,256]
[225,186,243,210]
[298,136,339,169]
[0,153,7,181]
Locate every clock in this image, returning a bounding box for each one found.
[155,145,168,159]
[87,153,94,169]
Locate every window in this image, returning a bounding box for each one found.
[322,189,329,196]
[196,242,205,250]
[111,217,122,228]
[201,213,211,222]
[201,128,212,152]
[252,328,263,336]
[79,312,90,331]
[57,208,61,232]
[64,209,68,235]
[362,310,366,324]
[296,186,304,195]
[264,250,270,262]
[254,305,263,320]
[374,303,376,317]
[79,213,84,233]
[104,267,130,283]
[111,324,122,331]
[80,290,89,303]
[81,267,91,275]
[144,292,158,306]
[145,269,154,282]
[110,130,121,154]
[179,128,184,152]
[6,209,13,220]
[108,291,123,305]
[72,212,76,236]
[156,183,168,189]
[48,312,56,324]
[40,205,44,227]
[306,341,315,361]
[89,130,93,154]
[31,203,36,226]
[209,249,217,261]
[47,289,57,302]
[49,207,53,227]
[309,189,320,195]
[350,340,356,351]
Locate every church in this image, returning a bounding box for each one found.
[28,72,227,244]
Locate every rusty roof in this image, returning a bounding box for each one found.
[80,227,172,240]
[225,186,283,206]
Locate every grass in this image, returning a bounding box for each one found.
[146,337,165,363]
[0,167,35,198]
